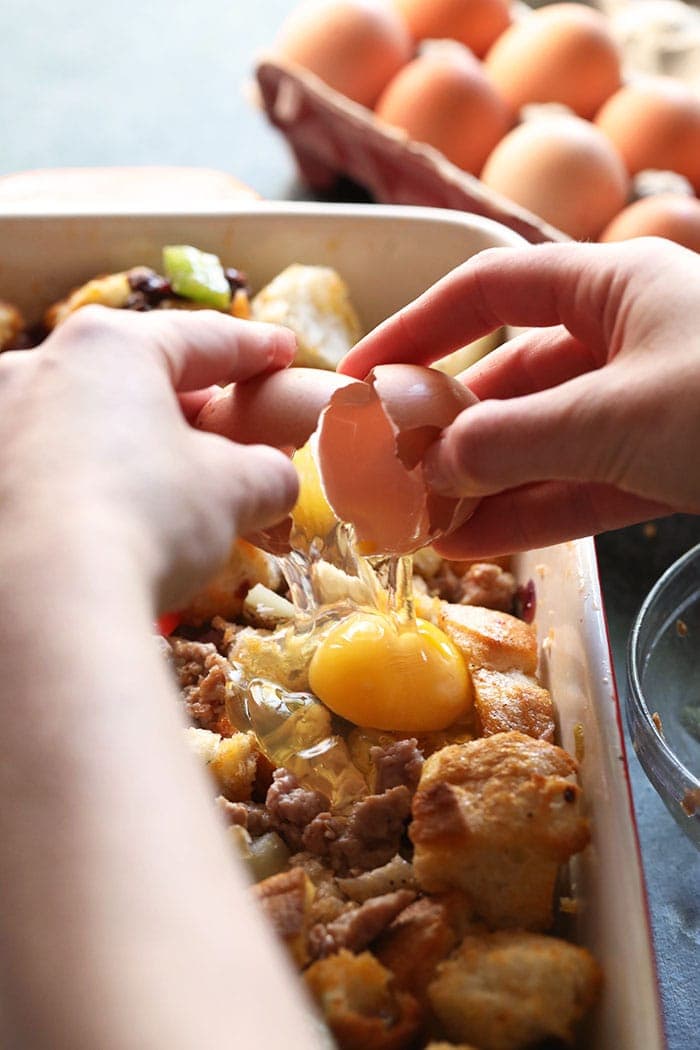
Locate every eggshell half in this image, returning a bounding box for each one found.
[316,365,480,554]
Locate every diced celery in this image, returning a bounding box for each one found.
[162,244,231,310]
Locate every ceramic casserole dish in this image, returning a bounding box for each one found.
[0,201,665,1049]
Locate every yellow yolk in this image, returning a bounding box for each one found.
[290,442,337,548]
[308,613,472,732]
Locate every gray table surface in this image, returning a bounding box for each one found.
[2,2,698,1046]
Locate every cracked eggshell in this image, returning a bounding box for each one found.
[196,368,354,554]
[316,364,480,555]
[197,364,480,556]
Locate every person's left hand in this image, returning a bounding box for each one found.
[0,306,299,610]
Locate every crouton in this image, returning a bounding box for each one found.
[179,538,282,625]
[252,264,362,370]
[428,929,601,1050]
[0,300,25,350]
[425,1044,480,1050]
[251,867,316,968]
[184,727,259,802]
[438,604,538,674]
[304,949,422,1050]
[410,732,589,930]
[471,668,555,742]
[423,1041,478,1050]
[45,271,132,328]
[374,897,458,1005]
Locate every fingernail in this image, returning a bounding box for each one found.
[268,327,297,369]
[423,439,462,498]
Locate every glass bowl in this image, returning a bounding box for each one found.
[627,542,700,846]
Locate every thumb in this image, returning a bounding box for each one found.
[424,371,631,498]
[197,434,299,538]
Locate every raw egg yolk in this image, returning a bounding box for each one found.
[308,612,472,732]
[290,442,337,548]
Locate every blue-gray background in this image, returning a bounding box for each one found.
[1,2,698,1045]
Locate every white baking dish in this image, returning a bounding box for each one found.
[0,201,665,1049]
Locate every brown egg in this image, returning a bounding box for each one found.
[480,114,629,240]
[594,77,700,194]
[375,44,513,174]
[600,193,700,252]
[484,3,622,120]
[197,364,479,556]
[274,0,413,108]
[196,367,351,452]
[393,0,512,59]
[317,365,479,554]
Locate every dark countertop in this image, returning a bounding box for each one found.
[1,1,698,1045]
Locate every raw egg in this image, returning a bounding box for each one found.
[484,2,622,120]
[196,363,480,555]
[480,114,630,240]
[308,611,471,731]
[594,76,700,193]
[274,0,413,107]
[393,0,512,59]
[374,43,513,174]
[600,193,700,252]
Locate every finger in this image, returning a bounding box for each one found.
[55,305,297,391]
[433,481,670,560]
[339,241,636,377]
[196,368,354,449]
[193,432,300,537]
[141,311,297,391]
[178,387,220,424]
[458,326,599,401]
[423,367,641,498]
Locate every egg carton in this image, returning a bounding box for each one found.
[255,56,569,245]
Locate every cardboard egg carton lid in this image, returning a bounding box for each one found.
[255,56,568,245]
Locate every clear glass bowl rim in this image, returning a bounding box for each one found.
[626,541,700,796]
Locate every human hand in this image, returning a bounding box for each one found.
[0,306,298,609]
[340,238,700,557]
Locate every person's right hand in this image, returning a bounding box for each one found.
[340,237,700,558]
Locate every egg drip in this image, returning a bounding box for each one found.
[224,438,472,810]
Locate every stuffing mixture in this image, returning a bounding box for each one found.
[12,250,602,1050]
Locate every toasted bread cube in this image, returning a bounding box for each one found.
[428,929,601,1050]
[252,867,316,968]
[185,727,259,802]
[0,300,25,350]
[45,271,132,328]
[438,604,538,674]
[252,264,362,370]
[471,668,555,742]
[374,897,458,1005]
[304,949,422,1050]
[425,1044,480,1050]
[179,538,282,625]
[410,733,589,930]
